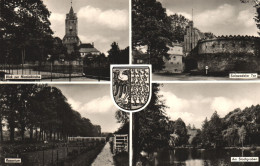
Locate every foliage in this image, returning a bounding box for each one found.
[198,105,260,147]
[115,110,129,135]
[133,83,169,164]
[0,0,54,63]
[256,6,260,35]
[48,37,68,61]
[191,130,202,147]
[0,84,100,142]
[132,0,173,71]
[238,125,246,145]
[171,118,189,146]
[113,151,129,166]
[70,44,81,61]
[169,14,190,42]
[240,0,260,35]
[108,42,129,64]
[207,111,223,145]
[108,42,120,64]
[204,32,215,39]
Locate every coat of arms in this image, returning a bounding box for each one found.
[111,65,151,112]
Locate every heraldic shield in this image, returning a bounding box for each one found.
[111,65,151,112]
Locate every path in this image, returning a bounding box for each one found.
[92,142,114,166]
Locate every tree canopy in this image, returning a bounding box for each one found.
[133,83,169,164]
[132,0,173,71]
[0,84,100,142]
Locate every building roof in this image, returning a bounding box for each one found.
[79,43,100,53]
[80,43,94,48]
[69,6,74,15]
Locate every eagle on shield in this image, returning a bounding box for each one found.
[111,65,151,112]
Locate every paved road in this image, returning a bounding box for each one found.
[92,142,114,166]
[152,73,260,81]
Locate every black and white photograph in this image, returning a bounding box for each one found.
[0,84,129,165]
[0,0,129,82]
[133,83,260,165]
[132,0,260,81]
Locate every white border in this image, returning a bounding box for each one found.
[110,64,152,113]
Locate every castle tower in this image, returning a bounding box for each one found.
[184,21,204,54]
[62,3,81,54]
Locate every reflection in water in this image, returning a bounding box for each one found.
[152,148,260,166]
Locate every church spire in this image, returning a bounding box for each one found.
[69,6,74,15]
[69,0,74,15]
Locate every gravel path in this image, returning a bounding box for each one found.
[92,142,114,166]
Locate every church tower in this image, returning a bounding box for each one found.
[62,2,81,54]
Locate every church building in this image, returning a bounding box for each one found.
[62,3,100,57]
[62,6,81,54]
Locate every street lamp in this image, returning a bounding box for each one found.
[47,54,53,81]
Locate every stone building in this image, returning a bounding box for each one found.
[162,43,184,73]
[198,36,259,55]
[196,35,260,72]
[79,43,101,58]
[62,6,81,54]
[184,21,205,54]
[62,4,100,58]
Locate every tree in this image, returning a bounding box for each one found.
[1,85,20,142]
[133,83,169,164]
[0,0,54,63]
[201,117,210,144]
[192,124,196,130]
[108,42,120,64]
[119,46,129,64]
[115,110,129,134]
[187,123,191,130]
[207,111,223,147]
[0,84,100,142]
[132,0,173,71]
[169,14,190,42]
[172,118,189,146]
[222,125,239,146]
[256,5,260,35]
[240,0,260,35]
[70,44,81,60]
[204,32,215,39]
[49,37,68,61]
[238,125,247,147]
[191,130,202,147]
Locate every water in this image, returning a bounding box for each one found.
[150,148,260,166]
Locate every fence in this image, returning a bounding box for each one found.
[113,134,128,154]
[0,61,83,80]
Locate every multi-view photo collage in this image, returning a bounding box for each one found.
[0,0,260,165]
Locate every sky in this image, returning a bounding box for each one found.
[53,84,125,133]
[43,0,129,54]
[160,83,260,129]
[159,0,259,36]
